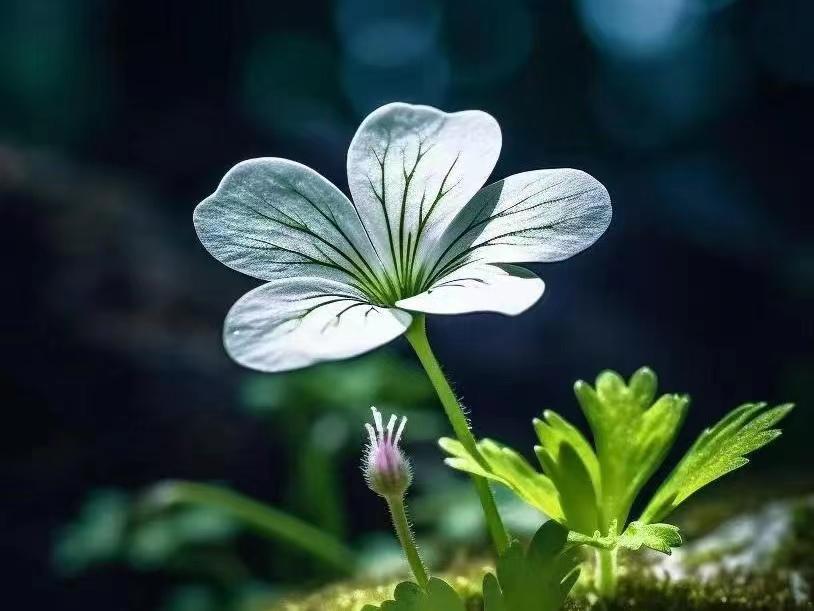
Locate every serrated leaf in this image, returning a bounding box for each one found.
[640,403,793,524]
[439,437,563,520]
[533,411,600,535]
[574,367,689,530]
[618,521,682,555]
[361,578,466,611]
[483,521,580,611]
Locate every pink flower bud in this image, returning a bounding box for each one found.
[363,406,412,498]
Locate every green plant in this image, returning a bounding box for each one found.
[361,579,466,611]
[362,406,582,611]
[482,521,580,611]
[362,522,579,611]
[441,367,793,597]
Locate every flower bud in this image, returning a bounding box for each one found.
[363,406,412,498]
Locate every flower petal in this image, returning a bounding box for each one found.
[194,158,386,295]
[347,103,501,280]
[224,278,412,373]
[427,169,611,279]
[396,263,544,316]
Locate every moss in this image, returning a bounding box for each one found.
[274,495,814,611]
[576,568,811,610]
[274,568,811,611]
[775,502,814,571]
[272,564,489,610]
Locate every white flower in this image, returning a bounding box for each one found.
[194,103,611,372]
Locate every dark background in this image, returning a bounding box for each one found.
[1,0,812,609]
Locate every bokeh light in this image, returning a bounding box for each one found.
[591,28,750,148]
[335,0,441,69]
[576,0,700,60]
[335,0,449,116]
[340,50,450,116]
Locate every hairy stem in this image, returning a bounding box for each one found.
[385,494,429,589]
[404,314,510,555]
[143,480,358,574]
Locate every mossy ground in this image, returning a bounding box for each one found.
[274,565,810,611]
[274,490,814,611]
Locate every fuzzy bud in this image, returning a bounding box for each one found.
[363,406,412,498]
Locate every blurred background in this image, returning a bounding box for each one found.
[1,0,812,609]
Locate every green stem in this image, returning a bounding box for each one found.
[596,547,618,598]
[404,314,510,555]
[143,480,358,574]
[386,494,429,589]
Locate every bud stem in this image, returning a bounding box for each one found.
[404,314,510,555]
[385,494,429,590]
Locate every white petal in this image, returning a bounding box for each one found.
[346,103,501,279]
[396,263,544,316]
[194,158,384,292]
[429,169,611,274]
[224,278,412,373]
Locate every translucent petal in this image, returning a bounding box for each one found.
[428,169,611,276]
[194,158,385,295]
[346,102,501,281]
[224,278,412,373]
[397,263,544,316]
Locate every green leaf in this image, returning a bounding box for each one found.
[361,578,466,611]
[483,521,581,611]
[53,490,130,574]
[533,411,600,535]
[439,437,563,521]
[142,481,358,573]
[574,367,689,530]
[618,521,682,555]
[640,402,794,524]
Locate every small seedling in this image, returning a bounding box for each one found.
[442,367,792,597]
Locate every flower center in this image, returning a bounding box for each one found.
[352,247,466,308]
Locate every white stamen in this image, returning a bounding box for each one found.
[365,423,377,448]
[386,414,397,442]
[371,406,384,439]
[394,416,407,444]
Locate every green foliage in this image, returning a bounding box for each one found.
[53,490,130,573]
[53,488,240,574]
[144,481,358,572]
[569,520,682,556]
[533,411,600,535]
[440,366,792,579]
[618,522,683,555]
[640,402,794,524]
[483,521,580,611]
[574,367,689,533]
[360,578,466,611]
[362,522,580,611]
[439,437,562,520]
